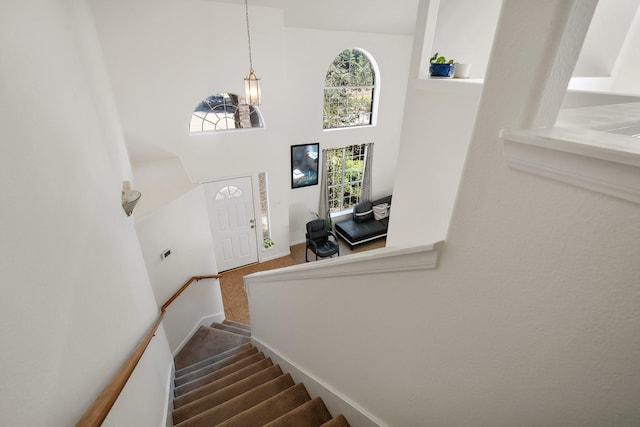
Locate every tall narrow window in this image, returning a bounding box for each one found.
[323,49,377,130]
[190,92,263,133]
[326,144,368,212]
[258,172,272,248]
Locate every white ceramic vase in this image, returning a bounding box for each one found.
[454,63,472,78]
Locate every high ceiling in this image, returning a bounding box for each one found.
[210,0,419,35]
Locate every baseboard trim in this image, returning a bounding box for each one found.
[251,336,388,427]
[171,312,226,357]
[259,248,291,263]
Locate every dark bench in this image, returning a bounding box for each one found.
[334,196,391,249]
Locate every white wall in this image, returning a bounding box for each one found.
[387,80,482,246]
[284,28,412,244]
[243,1,640,425]
[426,0,640,81]
[611,2,640,94]
[574,0,640,77]
[430,0,502,78]
[0,1,170,425]
[89,0,413,251]
[134,177,224,352]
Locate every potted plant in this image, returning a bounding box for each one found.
[429,52,455,78]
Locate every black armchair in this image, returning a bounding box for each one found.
[305,218,340,262]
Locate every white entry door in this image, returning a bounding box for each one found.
[204,176,259,272]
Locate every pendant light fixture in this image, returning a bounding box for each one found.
[244,0,261,105]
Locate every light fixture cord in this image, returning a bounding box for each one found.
[245,0,253,71]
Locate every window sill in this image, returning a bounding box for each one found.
[322,124,376,132]
[501,127,640,204]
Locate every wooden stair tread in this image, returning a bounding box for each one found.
[172,364,284,424]
[175,375,295,427]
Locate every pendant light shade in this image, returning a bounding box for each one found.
[244,0,261,105]
[244,69,261,106]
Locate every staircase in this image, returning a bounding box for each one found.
[171,319,351,427]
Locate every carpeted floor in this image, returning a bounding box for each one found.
[220,238,386,325]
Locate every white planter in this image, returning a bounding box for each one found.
[454,63,472,78]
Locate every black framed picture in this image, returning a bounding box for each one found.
[290,143,319,189]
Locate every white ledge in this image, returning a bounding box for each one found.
[501,127,640,204]
[244,241,444,291]
[411,77,484,96]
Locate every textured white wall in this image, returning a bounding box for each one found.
[441,0,640,424]
[0,0,171,425]
[246,1,640,425]
[387,81,482,246]
[134,182,224,351]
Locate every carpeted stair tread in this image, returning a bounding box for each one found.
[175,326,250,370]
[176,343,253,378]
[215,382,311,427]
[174,352,266,397]
[172,364,284,424]
[222,319,251,331]
[175,374,296,427]
[263,396,332,426]
[175,347,259,386]
[173,358,275,408]
[211,322,252,337]
[320,414,351,427]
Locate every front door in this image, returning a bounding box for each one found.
[204,176,258,272]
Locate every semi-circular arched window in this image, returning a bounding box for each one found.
[323,48,378,130]
[190,92,264,133]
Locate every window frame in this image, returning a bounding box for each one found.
[323,48,379,131]
[190,92,264,133]
[326,144,368,212]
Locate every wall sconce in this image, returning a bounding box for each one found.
[121,181,141,216]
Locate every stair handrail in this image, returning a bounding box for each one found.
[75,274,222,427]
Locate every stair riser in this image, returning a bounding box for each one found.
[175,375,295,427]
[211,323,252,337]
[174,353,265,396]
[263,397,332,427]
[175,347,259,386]
[214,382,311,427]
[175,343,253,377]
[173,358,274,408]
[172,365,284,424]
[222,319,252,332]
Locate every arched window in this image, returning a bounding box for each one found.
[215,185,243,200]
[323,49,378,130]
[190,92,264,133]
